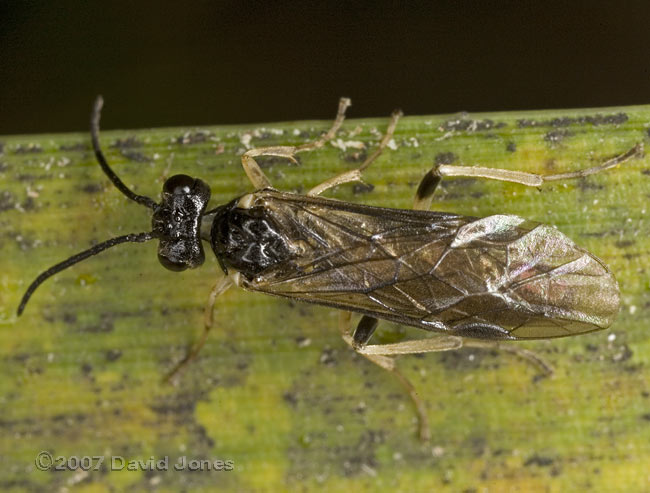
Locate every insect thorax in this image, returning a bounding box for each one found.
[210,197,294,278]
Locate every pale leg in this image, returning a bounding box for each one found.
[461,340,554,376]
[240,98,352,189]
[307,109,403,196]
[339,311,556,440]
[413,143,643,211]
[164,275,233,382]
[338,312,462,441]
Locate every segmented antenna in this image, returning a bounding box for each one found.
[91,95,158,209]
[17,97,160,315]
[17,233,155,315]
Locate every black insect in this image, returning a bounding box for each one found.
[17,97,642,440]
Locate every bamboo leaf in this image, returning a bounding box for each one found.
[1,103,649,491]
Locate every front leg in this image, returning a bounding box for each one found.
[164,275,233,382]
[240,98,351,190]
[307,109,402,196]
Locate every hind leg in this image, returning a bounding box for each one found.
[413,143,643,211]
[339,313,555,440]
[339,312,462,441]
[461,339,553,376]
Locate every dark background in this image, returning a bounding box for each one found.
[1,1,649,135]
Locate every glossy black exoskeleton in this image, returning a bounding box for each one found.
[153,174,211,271]
[209,198,293,277]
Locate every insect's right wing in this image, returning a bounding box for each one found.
[242,191,620,340]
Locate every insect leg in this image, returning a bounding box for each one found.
[413,143,643,211]
[164,275,233,382]
[355,336,463,356]
[339,312,462,441]
[307,109,403,196]
[352,315,379,346]
[240,98,352,189]
[461,340,554,377]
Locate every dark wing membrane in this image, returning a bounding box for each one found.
[241,190,620,340]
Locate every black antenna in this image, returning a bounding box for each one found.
[91,95,158,210]
[17,232,155,315]
[17,97,160,315]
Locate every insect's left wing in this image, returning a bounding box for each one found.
[241,191,620,340]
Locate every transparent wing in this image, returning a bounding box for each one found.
[241,191,620,340]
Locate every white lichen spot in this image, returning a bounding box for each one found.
[629,305,637,315]
[240,133,253,149]
[293,128,301,136]
[387,138,397,151]
[347,125,363,138]
[67,469,89,486]
[607,333,616,342]
[26,186,39,198]
[593,199,599,206]
[56,157,70,167]
[435,131,455,141]
[297,337,312,348]
[408,137,419,147]
[330,138,365,152]
[432,446,445,457]
[42,157,54,171]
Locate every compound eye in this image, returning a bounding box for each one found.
[158,252,189,272]
[163,174,195,195]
